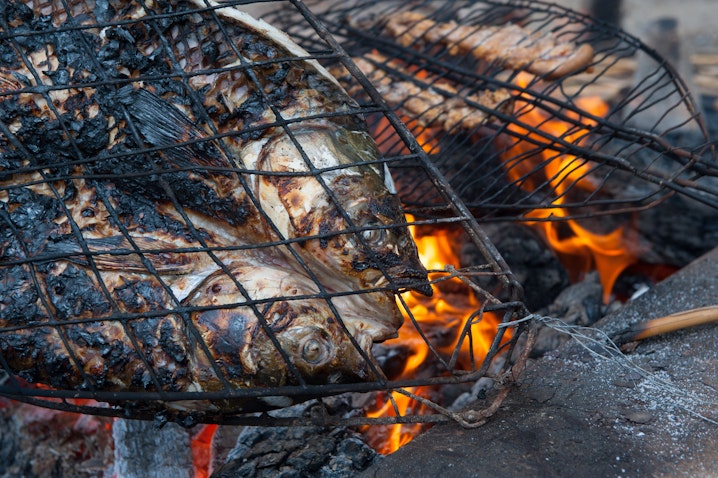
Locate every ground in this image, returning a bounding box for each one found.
[362,246,718,477]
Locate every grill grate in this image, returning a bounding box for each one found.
[266,0,718,222]
[0,0,526,426]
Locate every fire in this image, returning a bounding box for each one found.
[363,80,513,454]
[192,424,218,478]
[362,217,501,454]
[502,72,636,300]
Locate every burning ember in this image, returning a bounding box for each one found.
[498,72,637,301]
[191,424,217,478]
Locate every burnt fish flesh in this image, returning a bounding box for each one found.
[2,252,375,410]
[0,0,429,406]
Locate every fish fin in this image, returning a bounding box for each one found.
[42,235,204,275]
[117,87,235,170]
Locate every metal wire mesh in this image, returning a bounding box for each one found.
[0,0,526,425]
[266,0,718,222]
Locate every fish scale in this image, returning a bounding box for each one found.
[0,0,430,413]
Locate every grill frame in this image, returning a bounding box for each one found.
[266,0,718,221]
[0,0,528,426]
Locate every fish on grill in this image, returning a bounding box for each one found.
[1,251,374,400]
[0,0,429,408]
[377,11,595,80]
[329,51,515,133]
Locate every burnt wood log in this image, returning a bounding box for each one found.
[210,425,245,474]
[632,192,718,266]
[460,223,570,312]
[211,400,378,478]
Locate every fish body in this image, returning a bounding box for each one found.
[0,0,429,407]
[177,0,432,328]
[330,52,515,133]
[379,11,595,79]
[0,250,373,411]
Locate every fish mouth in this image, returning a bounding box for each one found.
[331,289,405,342]
[333,331,385,383]
[353,253,432,297]
[393,275,433,297]
[385,264,433,297]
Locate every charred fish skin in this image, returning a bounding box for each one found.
[170,0,430,299]
[0,261,193,393]
[0,0,267,245]
[186,263,376,392]
[0,0,427,407]
[0,0,429,296]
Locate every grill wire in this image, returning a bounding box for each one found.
[0,0,527,427]
[266,0,718,222]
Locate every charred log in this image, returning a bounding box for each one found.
[0,400,114,478]
[461,223,570,312]
[112,419,193,478]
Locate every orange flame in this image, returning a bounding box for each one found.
[503,72,636,300]
[362,217,502,454]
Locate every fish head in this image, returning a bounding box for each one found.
[258,123,431,297]
[270,308,378,384]
[186,264,380,389]
[320,125,432,296]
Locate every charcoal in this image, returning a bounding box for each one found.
[634,193,718,267]
[212,425,378,478]
[212,400,379,478]
[210,426,245,473]
[0,401,114,478]
[461,223,570,312]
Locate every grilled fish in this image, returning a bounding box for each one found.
[0,0,429,406]
[174,0,432,323]
[1,252,374,396]
[329,51,515,133]
[378,11,595,80]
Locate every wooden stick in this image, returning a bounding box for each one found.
[614,305,718,343]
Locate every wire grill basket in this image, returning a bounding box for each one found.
[266,0,718,223]
[0,0,527,426]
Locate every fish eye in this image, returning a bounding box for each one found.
[361,227,385,244]
[301,336,331,364]
[302,339,322,363]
